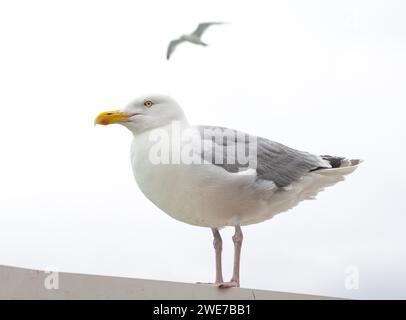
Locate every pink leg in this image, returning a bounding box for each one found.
[197,228,224,285]
[212,228,224,284]
[219,226,243,288]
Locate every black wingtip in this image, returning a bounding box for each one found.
[321,155,345,168]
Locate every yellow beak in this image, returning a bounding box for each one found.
[94,110,134,126]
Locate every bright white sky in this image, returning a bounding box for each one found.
[0,0,405,299]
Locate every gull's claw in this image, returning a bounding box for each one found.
[196,281,223,286]
[217,280,239,288]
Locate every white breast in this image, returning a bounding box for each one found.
[130,127,269,227]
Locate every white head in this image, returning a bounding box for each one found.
[95,94,188,134]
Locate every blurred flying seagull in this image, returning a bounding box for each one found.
[166,22,226,60]
[95,94,362,288]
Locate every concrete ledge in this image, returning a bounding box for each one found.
[0,265,336,300]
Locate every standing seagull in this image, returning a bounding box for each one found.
[167,22,225,60]
[95,94,362,288]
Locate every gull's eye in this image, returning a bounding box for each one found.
[144,100,153,108]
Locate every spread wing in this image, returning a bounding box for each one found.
[197,125,329,188]
[191,22,225,39]
[166,38,185,60]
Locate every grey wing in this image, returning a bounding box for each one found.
[191,22,224,39]
[167,38,184,60]
[198,125,329,188]
[255,138,328,187]
[198,125,252,173]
